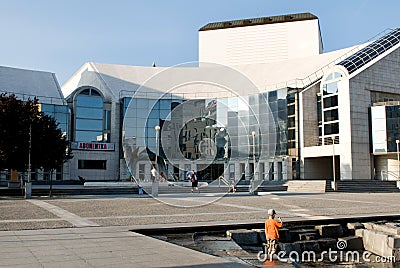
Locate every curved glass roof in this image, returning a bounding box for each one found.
[338,28,400,74]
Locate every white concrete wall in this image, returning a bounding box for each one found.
[199,19,321,66]
[374,154,400,180]
[347,47,400,180]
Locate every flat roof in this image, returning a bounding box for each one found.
[199,12,318,31]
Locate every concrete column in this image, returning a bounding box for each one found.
[282,159,288,181]
[274,161,279,181]
[235,162,240,182]
[224,162,230,180]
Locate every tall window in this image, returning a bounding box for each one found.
[319,71,343,145]
[74,88,110,142]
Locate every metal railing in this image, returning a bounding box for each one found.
[0,90,66,105]
[379,170,400,181]
[217,176,230,187]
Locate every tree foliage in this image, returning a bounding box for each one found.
[0,93,72,172]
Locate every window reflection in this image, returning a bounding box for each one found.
[74,88,109,142]
[124,88,291,163]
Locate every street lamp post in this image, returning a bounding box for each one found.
[152,125,161,197]
[250,131,256,194]
[332,137,336,191]
[396,140,400,180]
[25,124,32,199]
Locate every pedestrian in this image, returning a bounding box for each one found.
[160,171,167,182]
[151,165,157,182]
[265,209,283,256]
[190,170,200,193]
[229,178,236,193]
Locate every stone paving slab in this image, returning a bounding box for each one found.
[0,226,247,268]
[1,192,400,267]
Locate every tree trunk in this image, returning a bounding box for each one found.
[49,170,53,197]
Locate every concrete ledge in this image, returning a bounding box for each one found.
[315,224,343,238]
[8,181,21,188]
[363,222,400,235]
[347,222,364,230]
[338,236,364,250]
[362,229,396,257]
[226,229,259,245]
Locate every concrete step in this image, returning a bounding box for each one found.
[285,180,327,193]
[335,181,400,193]
[142,186,231,194]
[32,187,140,196]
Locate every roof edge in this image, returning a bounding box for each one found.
[199,12,318,32]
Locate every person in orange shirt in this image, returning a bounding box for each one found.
[265,209,283,255]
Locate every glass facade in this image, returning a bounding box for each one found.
[74,88,110,142]
[122,88,289,175]
[385,105,400,152]
[40,103,69,136]
[319,72,342,145]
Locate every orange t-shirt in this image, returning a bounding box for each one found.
[265,219,283,240]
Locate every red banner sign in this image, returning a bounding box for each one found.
[71,142,115,151]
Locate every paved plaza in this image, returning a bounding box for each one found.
[1,192,400,267]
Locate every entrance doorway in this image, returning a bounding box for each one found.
[197,164,224,182]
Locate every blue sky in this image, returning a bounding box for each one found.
[0,0,399,85]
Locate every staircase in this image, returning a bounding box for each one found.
[0,187,140,197]
[334,180,400,193]
[285,180,327,193]
[255,180,288,192]
[141,185,231,194]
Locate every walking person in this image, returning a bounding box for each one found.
[229,178,236,193]
[190,170,200,193]
[151,165,157,182]
[160,171,167,182]
[265,209,283,257]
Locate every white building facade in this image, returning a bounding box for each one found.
[21,12,399,183]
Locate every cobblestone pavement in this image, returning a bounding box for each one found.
[1,192,400,231]
[1,192,400,268]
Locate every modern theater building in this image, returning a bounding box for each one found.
[3,12,400,184]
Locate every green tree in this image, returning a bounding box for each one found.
[0,93,72,175]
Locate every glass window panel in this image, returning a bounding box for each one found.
[137,100,150,109]
[79,89,90,95]
[171,101,181,111]
[55,105,68,113]
[324,122,339,135]
[323,96,338,109]
[76,96,103,107]
[323,81,338,95]
[228,97,238,110]
[324,109,339,122]
[288,129,295,140]
[288,117,295,128]
[90,90,101,96]
[76,131,103,142]
[41,104,54,113]
[287,93,295,104]
[268,91,277,102]
[105,111,111,130]
[146,118,159,128]
[78,160,106,169]
[54,114,67,125]
[287,105,295,115]
[148,109,160,119]
[76,107,103,119]
[76,119,103,131]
